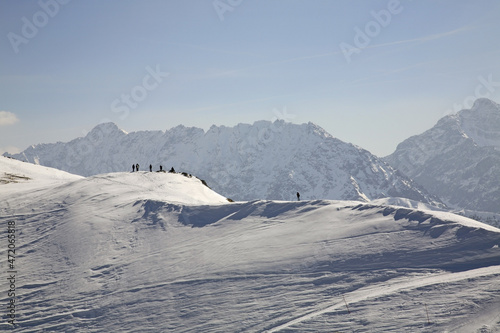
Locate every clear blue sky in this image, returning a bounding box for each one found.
[1,0,500,156]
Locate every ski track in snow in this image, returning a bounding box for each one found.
[265,266,500,332]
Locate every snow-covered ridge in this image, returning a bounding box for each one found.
[0,156,82,192]
[55,172,231,206]
[0,160,499,332]
[0,158,229,208]
[371,196,448,212]
[5,120,441,206]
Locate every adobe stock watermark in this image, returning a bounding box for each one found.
[213,0,243,21]
[339,0,407,63]
[110,64,169,120]
[64,123,111,169]
[237,106,297,157]
[215,106,296,184]
[63,64,169,169]
[7,0,71,54]
[443,74,500,115]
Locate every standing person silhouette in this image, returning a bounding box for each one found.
[132,164,135,172]
[296,192,300,201]
[136,163,139,172]
[149,164,152,172]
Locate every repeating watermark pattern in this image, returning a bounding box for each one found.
[237,106,296,157]
[64,122,109,168]
[443,74,500,115]
[110,65,170,120]
[7,0,71,54]
[339,0,406,63]
[213,0,243,21]
[63,64,169,170]
[213,106,297,192]
[6,220,17,327]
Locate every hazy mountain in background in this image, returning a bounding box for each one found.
[386,98,500,214]
[5,120,440,205]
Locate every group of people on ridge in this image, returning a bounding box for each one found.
[131,163,301,201]
[132,164,175,173]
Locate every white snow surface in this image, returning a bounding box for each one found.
[0,156,82,192]
[371,197,447,212]
[1,158,500,332]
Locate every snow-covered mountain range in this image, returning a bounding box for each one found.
[6,120,440,206]
[386,98,500,214]
[1,156,499,332]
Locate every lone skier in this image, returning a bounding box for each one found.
[296,192,300,201]
[149,164,152,172]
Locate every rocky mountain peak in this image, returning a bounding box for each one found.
[5,120,440,205]
[458,98,500,149]
[386,98,500,213]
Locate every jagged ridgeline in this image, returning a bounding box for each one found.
[6,120,440,205]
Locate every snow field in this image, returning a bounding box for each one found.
[1,156,500,332]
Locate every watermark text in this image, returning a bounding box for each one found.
[7,0,71,54]
[6,220,17,327]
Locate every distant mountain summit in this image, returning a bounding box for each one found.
[7,120,440,204]
[456,98,500,149]
[386,98,500,213]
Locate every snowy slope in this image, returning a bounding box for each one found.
[5,120,441,205]
[371,196,448,212]
[0,156,82,194]
[1,162,499,332]
[386,98,500,214]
